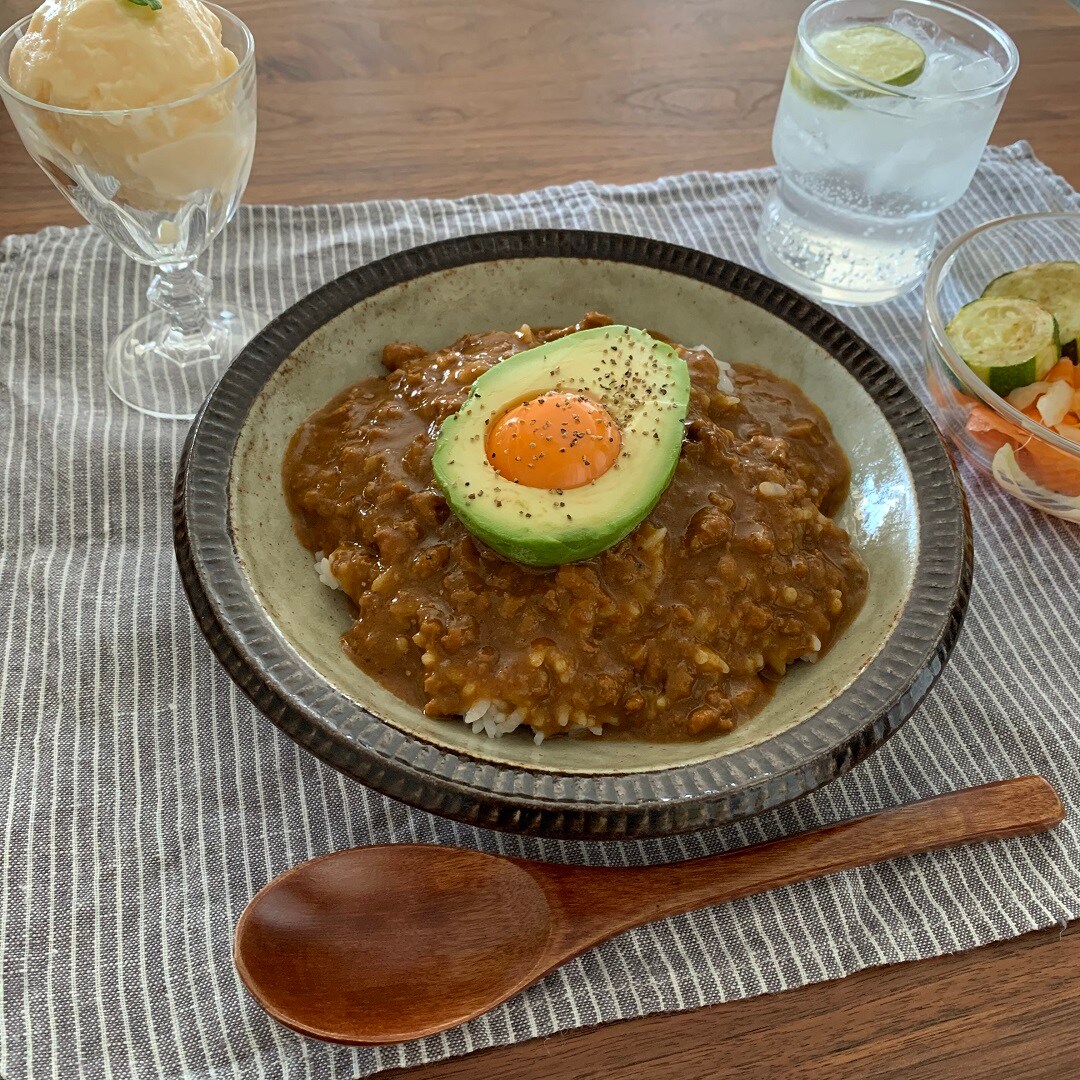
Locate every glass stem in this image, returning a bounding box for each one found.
[147,262,214,340]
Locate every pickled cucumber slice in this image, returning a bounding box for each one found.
[983,261,1080,361]
[946,297,1060,395]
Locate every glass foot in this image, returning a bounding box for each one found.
[105,303,259,420]
[756,183,936,307]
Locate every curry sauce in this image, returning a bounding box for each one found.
[283,314,868,742]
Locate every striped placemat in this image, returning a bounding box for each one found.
[1,141,1078,1080]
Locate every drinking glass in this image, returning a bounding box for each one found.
[758,0,1018,306]
[0,5,257,419]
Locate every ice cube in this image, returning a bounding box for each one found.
[946,55,1004,91]
[916,45,1002,94]
[888,8,941,47]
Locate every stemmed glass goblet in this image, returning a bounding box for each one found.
[0,4,257,420]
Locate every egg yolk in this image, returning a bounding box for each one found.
[486,392,622,489]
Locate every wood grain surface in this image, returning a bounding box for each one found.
[1,0,1079,236]
[388,923,1080,1080]
[1,0,1078,1077]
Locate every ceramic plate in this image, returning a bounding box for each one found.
[175,230,972,839]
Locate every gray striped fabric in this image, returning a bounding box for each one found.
[1,141,1079,1080]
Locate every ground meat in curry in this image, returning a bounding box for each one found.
[283,313,868,742]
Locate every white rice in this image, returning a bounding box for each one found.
[313,551,341,591]
[800,635,823,664]
[463,699,524,739]
[691,343,737,397]
[461,697,604,743]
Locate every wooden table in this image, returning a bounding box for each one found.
[3,0,1080,234]
[2,1,1079,1077]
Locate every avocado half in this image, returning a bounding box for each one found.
[432,325,690,566]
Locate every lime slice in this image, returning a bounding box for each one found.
[813,25,926,87]
[946,296,1060,396]
[788,25,926,109]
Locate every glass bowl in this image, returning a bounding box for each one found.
[923,211,1080,523]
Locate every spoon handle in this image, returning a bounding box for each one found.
[542,776,1063,943]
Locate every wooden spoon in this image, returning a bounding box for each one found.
[235,775,1063,1045]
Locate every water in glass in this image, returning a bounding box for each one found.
[758,0,1017,306]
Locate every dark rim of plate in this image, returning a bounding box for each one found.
[174,229,973,841]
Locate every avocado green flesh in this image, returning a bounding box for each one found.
[432,325,691,567]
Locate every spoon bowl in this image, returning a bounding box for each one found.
[236,847,553,1043]
[235,775,1064,1045]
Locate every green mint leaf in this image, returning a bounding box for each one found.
[127,0,163,10]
